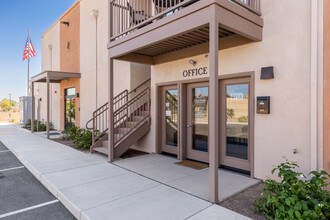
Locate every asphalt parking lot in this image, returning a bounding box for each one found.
[0,141,76,220]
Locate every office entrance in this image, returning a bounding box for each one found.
[64,87,76,128]
[159,76,253,172]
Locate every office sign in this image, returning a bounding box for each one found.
[183,67,207,77]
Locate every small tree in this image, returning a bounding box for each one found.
[0,99,16,112]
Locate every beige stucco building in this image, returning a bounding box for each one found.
[30,0,330,203]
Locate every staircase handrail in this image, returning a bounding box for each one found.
[113,88,151,145]
[86,78,150,129]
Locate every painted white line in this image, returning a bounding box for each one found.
[0,166,25,172]
[0,200,59,219]
[0,150,10,153]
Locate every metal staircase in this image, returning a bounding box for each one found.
[86,79,151,160]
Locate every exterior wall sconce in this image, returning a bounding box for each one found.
[76,93,80,98]
[60,21,70,27]
[261,66,274,79]
[189,60,197,66]
[90,9,99,19]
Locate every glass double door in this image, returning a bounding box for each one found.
[65,88,76,129]
[161,78,251,171]
[186,79,250,170]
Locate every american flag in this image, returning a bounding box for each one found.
[23,37,37,61]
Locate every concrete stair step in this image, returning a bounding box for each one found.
[132,116,145,121]
[93,146,108,155]
[139,111,149,116]
[116,127,131,134]
[125,121,139,128]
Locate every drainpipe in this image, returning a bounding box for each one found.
[91,10,99,109]
[48,44,53,127]
[310,0,319,171]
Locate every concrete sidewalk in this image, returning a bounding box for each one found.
[0,125,251,220]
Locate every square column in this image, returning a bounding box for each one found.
[46,74,50,139]
[209,5,219,203]
[108,56,114,162]
[31,82,35,133]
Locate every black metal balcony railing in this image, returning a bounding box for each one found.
[109,0,261,41]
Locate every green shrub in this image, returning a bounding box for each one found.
[23,119,52,131]
[254,159,330,220]
[73,128,92,149]
[62,126,80,140]
[238,115,248,123]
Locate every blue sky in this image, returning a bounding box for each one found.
[0,0,76,102]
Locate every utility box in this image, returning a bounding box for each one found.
[19,96,32,124]
[257,96,270,114]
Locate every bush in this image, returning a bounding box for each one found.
[238,115,248,123]
[62,126,93,149]
[23,119,52,131]
[62,126,79,140]
[254,159,330,220]
[73,128,92,149]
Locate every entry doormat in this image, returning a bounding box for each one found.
[175,160,208,170]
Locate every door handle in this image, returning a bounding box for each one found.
[186,124,192,128]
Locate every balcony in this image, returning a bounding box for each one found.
[108,0,263,64]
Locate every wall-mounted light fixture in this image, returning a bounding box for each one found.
[90,9,99,19]
[60,21,70,27]
[189,60,197,66]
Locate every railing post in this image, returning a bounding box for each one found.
[126,90,129,121]
[147,88,151,126]
[92,112,95,148]
[109,0,113,41]
[109,57,115,162]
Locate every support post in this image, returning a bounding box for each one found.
[108,56,114,162]
[178,83,187,161]
[31,82,35,133]
[209,5,219,203]
[46,74,50,139]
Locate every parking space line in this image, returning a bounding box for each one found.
[0,166,25,172]
[0,150,10,153]
[0,200,59,219]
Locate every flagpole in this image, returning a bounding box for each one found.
[27,29,30,96]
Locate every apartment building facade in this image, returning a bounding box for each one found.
[31,0,329,203]
[31,0,150,134]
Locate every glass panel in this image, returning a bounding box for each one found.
[65,99,71,128]
[71,98,76,126]
[192,87,208,152]
[165,89,178,146]
[66,88,76,96]
[65,98,76,128]
[225,84,249,160]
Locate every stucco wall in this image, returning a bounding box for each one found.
[134,0,323,180]
[37,22,61,130]
[324,0,330,182]
[79,0,133,129]
[60,3,80,73]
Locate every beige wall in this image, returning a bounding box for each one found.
[79,0,130,128]
[37,22,61,130]
[324,0,330,187]
[133,0,324,180]
[79,0,150,129]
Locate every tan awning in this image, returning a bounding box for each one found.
[31,71,81,83]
